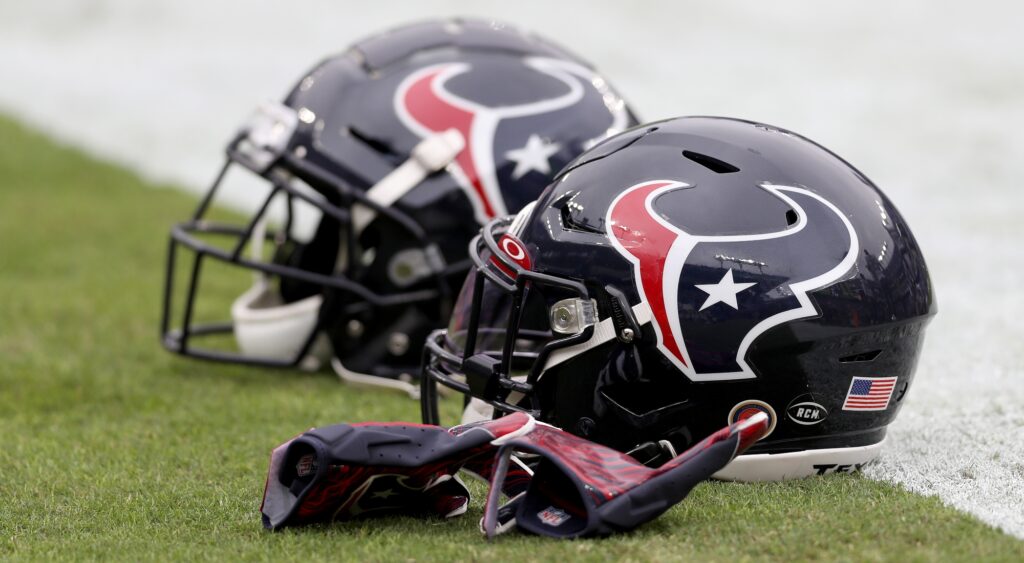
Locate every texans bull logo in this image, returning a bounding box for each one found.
[395,57,628,224]
[607,180,859,381]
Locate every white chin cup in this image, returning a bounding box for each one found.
[713,439,886,482]
[231,282,325,369]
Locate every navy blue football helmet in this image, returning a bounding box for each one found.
[160,19,637,395]
[421,116,936,480]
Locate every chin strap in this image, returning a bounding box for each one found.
[332,357,456,401]
[540,302,652,374]
[331,357,421,400]
[351,129,465,234]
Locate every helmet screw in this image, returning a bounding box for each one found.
[388,333,410,356]
[620,328,635,343]
[575,417,596,437]
[293,145,307,159]
[551,304,576,333]
[346,319,364,338]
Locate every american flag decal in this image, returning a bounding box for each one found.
[843,376,898,411]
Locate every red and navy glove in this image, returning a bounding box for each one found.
[482,412,770,539]
[260,412,533,530]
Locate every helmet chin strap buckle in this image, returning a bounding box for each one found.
[604,285,642,343]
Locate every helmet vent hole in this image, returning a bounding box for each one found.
[785,210,798,226]
[347,127,396,156]
[838,349,883,363]
[682,150,740,174]
[560,204,604,234]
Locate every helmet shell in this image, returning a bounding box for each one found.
[263,19,637,377]
[516,116,935,454]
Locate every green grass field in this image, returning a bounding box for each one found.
[1,115,1021,561]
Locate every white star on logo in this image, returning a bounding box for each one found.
[505,134,561,180]
[695,269,757,311]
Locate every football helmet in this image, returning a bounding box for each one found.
[421,116,936,480]
[160,18,637,395]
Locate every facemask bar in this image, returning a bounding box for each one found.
[161,113,465,368]
[420,217,596,425]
